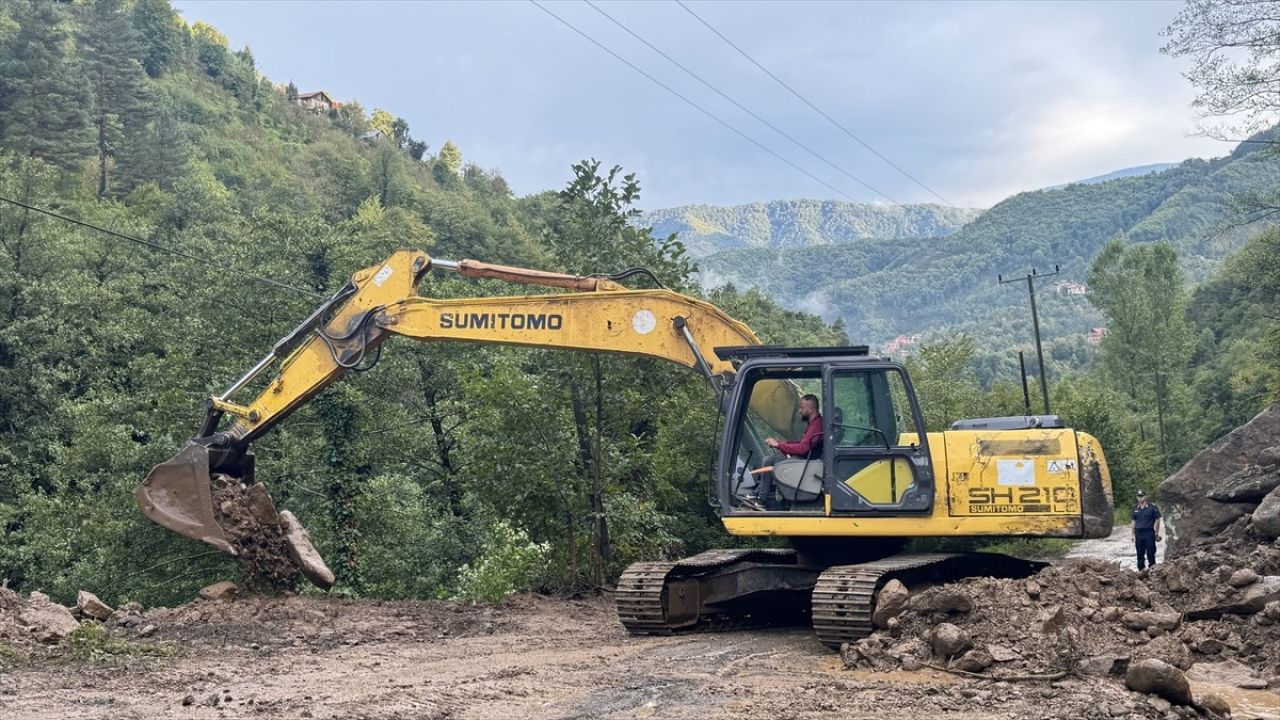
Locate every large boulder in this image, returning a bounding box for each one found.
[1121,610,1181,631]
[280,510,336,590]
[1126,658,1193,705]
[872,579,909,629]
[930,622,972,659]
[75,590,113,621]
[1186,575,1280,619]
[1161,401,1280,556]
[1254,485,1280,539]
[19,592,79,639]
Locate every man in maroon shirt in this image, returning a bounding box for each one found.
[741,393,823,510]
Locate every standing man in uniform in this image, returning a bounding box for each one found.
[1132,489,1162,570]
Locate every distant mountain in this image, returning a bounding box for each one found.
[1051,163,1180,189]
[638,200,982,258]
[691,131,1280,367]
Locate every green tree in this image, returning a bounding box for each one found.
[904,336,983,431]
[434,140,462,185]
[131,0,184,78]
[0,0,92,170]
[191,21,228,78]
[119,97,188,191]
[80,0,148,197]
[1087,239,1192,468]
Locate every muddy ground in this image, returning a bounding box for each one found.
[0,588,1277,720]
[0,593,1214,720]
[4,522,1280,720]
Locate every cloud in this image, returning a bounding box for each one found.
[173,0,1232,210]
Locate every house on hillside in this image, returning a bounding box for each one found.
[1054,281,1088,296]
[1087,327,1108,345]
[882,334,921,356]
[295,90,335,113]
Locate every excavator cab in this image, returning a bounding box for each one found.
[717,346,935,516]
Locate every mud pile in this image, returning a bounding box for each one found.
[209,475,335,592]
[209,474,302,593]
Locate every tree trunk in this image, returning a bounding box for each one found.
[97,116,108,199]
[569,377,597,584]
[592,356,611,584]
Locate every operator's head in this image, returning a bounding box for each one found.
[1136,489,1147,504]
[799,394,820,420]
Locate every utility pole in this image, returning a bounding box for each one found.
[1017,350,1032,416]
[999,265,1059,414]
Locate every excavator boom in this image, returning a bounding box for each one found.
[136,250,778,586]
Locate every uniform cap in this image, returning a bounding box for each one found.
[1136,489,1147,497]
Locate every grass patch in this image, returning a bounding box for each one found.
[63,623,182,663]
[978,537,1073,559]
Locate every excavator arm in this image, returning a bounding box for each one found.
[136,250,786,587]
[210,250,762,446]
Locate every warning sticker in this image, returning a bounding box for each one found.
[1046,458,1076,474]
[996,459,1035,487]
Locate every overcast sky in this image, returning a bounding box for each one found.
[172,0,1230,210]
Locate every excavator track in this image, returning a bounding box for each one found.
[616,548,814,635]
[811,553,1046,649]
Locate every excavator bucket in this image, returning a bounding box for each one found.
[136,441,338,590]
[135,442,235,555]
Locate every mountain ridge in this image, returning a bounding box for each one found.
[688,135,1280,369]
[639,200,982,257]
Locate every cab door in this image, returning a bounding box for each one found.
[823,363,934,513]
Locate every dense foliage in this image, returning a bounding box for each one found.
[0,0,846,606]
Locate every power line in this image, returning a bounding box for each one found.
[584,0,896,203]
[675,0,955,207]
[0,195,324,299]
[528,0,863,203]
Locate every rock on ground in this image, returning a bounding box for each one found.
[280,510,335,590]
[18,592,79,640]
[1254,485,1280,539]
[198,581,240,602]
[76,590,113,621]
[930,622,971,659]
[872,579,909,629]
[1125,658,1193,706]
[1207,464,1280,503]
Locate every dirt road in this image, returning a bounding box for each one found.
[1065,522,1167,570]
[5,589,1261,720]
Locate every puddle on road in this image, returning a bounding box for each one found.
[1192,682,1280,720]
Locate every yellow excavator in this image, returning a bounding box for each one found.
[136,249,1113,648]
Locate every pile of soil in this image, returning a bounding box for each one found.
[209,474,301,593]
